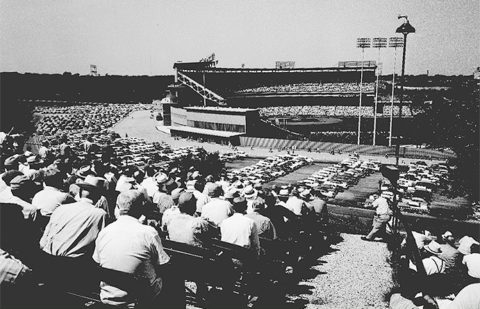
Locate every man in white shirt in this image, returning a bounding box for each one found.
[220,197,260,256]
[362,195,392,241]
[463,244,480,280]
[201,184,232,226]
[32,167,74,217]
[93,190,183,308]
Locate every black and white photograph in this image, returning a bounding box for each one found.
[0,1,479,308]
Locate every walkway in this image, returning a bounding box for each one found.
[286,233,393,309]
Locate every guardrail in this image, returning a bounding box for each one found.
[239,136,456,160]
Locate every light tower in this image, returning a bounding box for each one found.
[388,37,404,147]
[372,38,387,145]
[394,16,415,166]
[356,38,372,145]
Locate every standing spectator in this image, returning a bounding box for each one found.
[220,197,260,256]
[361,195,392,241]
[93,190,184,308]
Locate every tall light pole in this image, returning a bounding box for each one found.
[388,37,404,147]
[394,16,415,166]
[356,38,371,145]
[372,38,387,145]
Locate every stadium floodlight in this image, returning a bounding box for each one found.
[394,16,415,166]
[356,38,371,145]
[388,37,404,147]
[372,38,387,146]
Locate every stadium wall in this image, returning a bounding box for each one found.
[239,136,456,160]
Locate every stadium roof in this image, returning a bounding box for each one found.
[185,106,259,113]
[170,126,246,138]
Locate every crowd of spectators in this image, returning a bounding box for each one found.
[236,82,375,94]
[389,229,479,309]
[260,105,415,118]
[0,123,329,307]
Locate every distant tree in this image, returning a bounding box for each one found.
[421,81,479,199]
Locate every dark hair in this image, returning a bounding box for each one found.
[194,180,205,192]
[232,197,247,213]
[43,169,64,189]
[471,243,480,254]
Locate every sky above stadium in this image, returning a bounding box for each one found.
[1,0,478,76]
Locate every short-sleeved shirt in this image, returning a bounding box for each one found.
[373,197,391,216]
[167,213,213,247]
[32,186,73,216]
[93,215,170,306]
[201,198,233,226]
[245,212,277,240]
[40,199,106,258]
[220,213,260,256]
[285,196,305,216]
[463,254,480,279]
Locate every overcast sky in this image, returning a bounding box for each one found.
[1,0,478,76]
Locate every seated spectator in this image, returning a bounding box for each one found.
[191,179,210,214]
[166,192,217,247]
[245,197,277,241]
[93,190,183,308]
[463,244,480,281]
[390,283,480,309]
[201,184,233,226]
[220,197,260,256]
[458,236,480,255]
[0,249,35,308]
[409,241,446,276]
[437,231,461,272]
[0,174,37,219]
[32,167,74,217]
[285,189,306,216]
[262,190,297,239]
[40,177,107,258]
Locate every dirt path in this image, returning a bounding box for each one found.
[287,233,393,309]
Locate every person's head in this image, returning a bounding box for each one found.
[178,192,197,216]
[171,187,185,205]
[2,170,23,186]
[77,176,105,204]
[116,190,145,219]
[133,170,145,184]
[224,189,239,204]
[194,179,205,193]
[278,189,290,202]
[251,197,266,213]
[470,243,480,254]
[10,175,36,201]
[441,231,455,245]
[43,167,64,189]
[207,184,223,198]
[232,197,248,214]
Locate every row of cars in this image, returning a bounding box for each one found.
[299,156,381,199]
[381,161,451,214]
[219,151,248,162]
[226,154,313,185]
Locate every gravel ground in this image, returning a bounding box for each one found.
[286,233,393,309]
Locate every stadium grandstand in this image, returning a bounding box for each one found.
[171,60,378,108]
